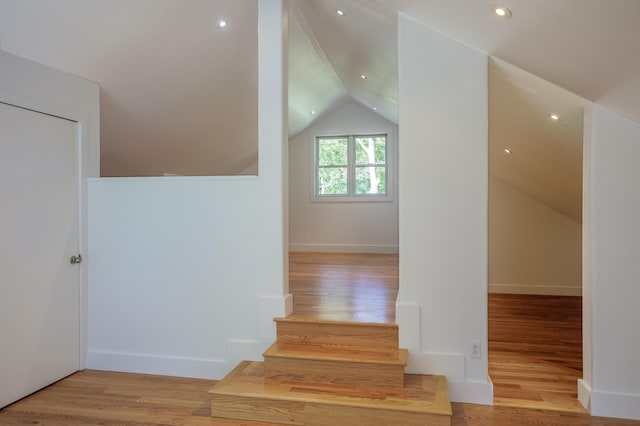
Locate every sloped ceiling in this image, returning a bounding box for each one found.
[489,58,587,223]
[375,0,640,125]
[290,0,589,222]
[2,0,639,222]
[288,2,347,137]
[288,0,397,137]
[0,0,258,177]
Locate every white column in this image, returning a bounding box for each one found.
[397,15,492,404]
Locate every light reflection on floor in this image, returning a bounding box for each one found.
[289,252,398,324]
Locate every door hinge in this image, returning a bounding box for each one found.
[70,254,82,265]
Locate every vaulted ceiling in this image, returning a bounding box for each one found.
[2,0,639,221]
[288,0,397,137]
[0,0,259,177]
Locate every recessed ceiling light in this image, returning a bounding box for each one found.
[217,19,228,29]
[493,6,511,18]
[336,9,345,16]
[504,148,513,155]
[372,106,377,111]
[310,110,316,115]
[550,114,560,121]
[360,74,367,79]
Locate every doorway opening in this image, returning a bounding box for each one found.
[286,0,400,325]
[487,58,588,412]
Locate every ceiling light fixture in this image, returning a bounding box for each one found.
[310,110,316,115]
[550,114,560,121]
[493,6,511,18]
[217,19,228,29]
[372,106,377,111]
[504,148,513,155]
[336,9,345,16]
[360,74,367,79]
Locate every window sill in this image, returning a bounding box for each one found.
[311,194,393,203]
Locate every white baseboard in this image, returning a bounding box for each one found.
[87,350,234,380]
[489,283,582,296]
[289,243,399,254]
[448,379,494,405]
[404,350,493,404]
[396,302,493,405]
[227,339,271,363]
[591,389,640,420]
[404,351,466,381]
[87,294,291,382]
[578,378,591,411]
[259,294,293,341]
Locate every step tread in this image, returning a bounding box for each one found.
[210,361,452,416]
[263,342,408,365]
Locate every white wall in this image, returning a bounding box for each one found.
[584,105,640,420]
[0,51,100,176]
[87,0,291,379]
[488,176,582,295]
[396,16,492,404]
[289,102,398,253]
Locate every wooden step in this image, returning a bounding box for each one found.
[274,316,398,348]
[210,361,452,426]
[263,342,408,387]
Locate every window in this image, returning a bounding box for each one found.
[315,134,388,200]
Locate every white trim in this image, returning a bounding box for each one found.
[405,351,465,381]
[489,283,582,296]
[93,175,259,183]
[448,379,494,405]
[578,378,591,411]
[591,389,640,420]
[87,351,234,380]
[396,302,494,404]
[311,195,394,203]
[310,132,394,203]
[405,350,493,404]
[259,294,293,341]
[227,339,271,364]
[289,243,399,254]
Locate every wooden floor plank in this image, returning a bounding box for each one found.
[2,370,638,425]
[0,254,597,423]
[210,361,450,415]
[289,252,586,414]
[488,293,583,413]
[289,252,398,324]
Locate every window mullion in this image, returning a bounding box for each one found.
[348,135,355,196]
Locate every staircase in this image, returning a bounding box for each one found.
[209,316,452,426]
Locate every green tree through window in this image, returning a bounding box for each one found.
[355,136,386,194]
[317,137,348,195]
[315,134,387,198]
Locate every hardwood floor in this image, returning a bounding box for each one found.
[289,252,585,414]
[288,252,398,323]
[0,254,610,424]
[489,294,584,413]
[2,370,638,426]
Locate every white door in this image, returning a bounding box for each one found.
[0,102,80,408]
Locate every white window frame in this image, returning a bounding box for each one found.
[312,133,392,202]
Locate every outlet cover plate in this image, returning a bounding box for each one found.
[468,340,481,359]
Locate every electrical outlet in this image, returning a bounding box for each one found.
[468,340,481,359]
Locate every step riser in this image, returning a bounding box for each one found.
[211,393,304,425]
[264,357,405,387]
[276,321,398,348]
[211,396,450,426]
[306,403,451,426]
